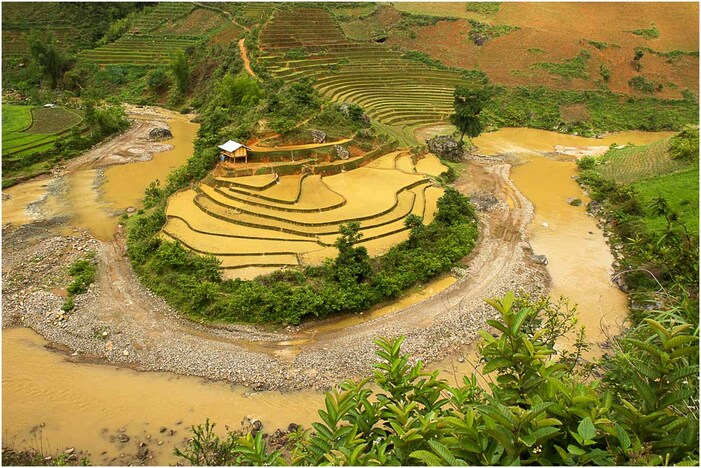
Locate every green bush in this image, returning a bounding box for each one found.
[128,188,478,325]
[670,127,699,161]
[178,292,699,466]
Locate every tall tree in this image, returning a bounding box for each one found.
[449,85,491,142]
[170,51,190,95]
[27,30,65,89]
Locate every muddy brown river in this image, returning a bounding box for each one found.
[2,120,673,464]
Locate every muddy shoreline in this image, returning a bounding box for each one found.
[2,149,549,391]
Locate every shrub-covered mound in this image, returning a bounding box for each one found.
[127,186,478,325]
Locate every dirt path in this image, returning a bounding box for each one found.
[2,150,548,390]
[194,2,250,33]
[238,38,257,79]
[248,138,352,152]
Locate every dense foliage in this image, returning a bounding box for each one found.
[669,127,700,161]
[177,291,699,465]
[128,186,478,325]
[482,86,698,136]
[450,85,491,142]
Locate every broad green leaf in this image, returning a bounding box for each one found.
[483,357,514,374]
[535,418,562,428]
[568,444,586,456]
[615,424,631,451]
[410,450,444,466]
[428,439,467,466]
[577,417,597,442]
[659,388,695,408]
[665,334,698,350]
[632,375,657,410]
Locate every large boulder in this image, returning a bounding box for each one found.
[426,135,465,162]
[148,127,173,140]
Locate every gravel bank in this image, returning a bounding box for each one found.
[2,156,549,391]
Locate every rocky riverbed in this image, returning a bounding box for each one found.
[2,155,549,392]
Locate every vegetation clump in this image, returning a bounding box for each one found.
[465,2,501,16]
[467,19,518,45]
[62,255,97,312]
[669,127,699,161]
[531,50,591,80]
[177,291,699,466]
[627,24,660,40]
[628,75,660,94]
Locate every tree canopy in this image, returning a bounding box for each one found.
[450,86,491,142]
[27,30,66,89]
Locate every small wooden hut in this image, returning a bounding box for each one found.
[218,140,250,163]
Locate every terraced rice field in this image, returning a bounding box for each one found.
[79,4,222,66]
[164,152,445,278]
[258,7,479,145]
[597,138,688,183]
[2,105,83,159]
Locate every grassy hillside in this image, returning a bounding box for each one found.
[632,166,699,234]
[597,137,688,182]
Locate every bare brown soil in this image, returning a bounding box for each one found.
[239,38,257,79]
[387,2,699,98]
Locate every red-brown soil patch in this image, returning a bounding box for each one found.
[387,2,698,98]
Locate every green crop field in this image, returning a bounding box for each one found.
[596,138,689,183]
[258,7,483,145]
[77,4,232,66]
[2,105,83,158]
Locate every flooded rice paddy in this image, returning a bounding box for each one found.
[3,121,674,464]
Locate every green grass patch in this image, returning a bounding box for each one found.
[531,50,591,80]
[627,24,659,40]
[632,166,699,235]
[467,19,518,44]
[465,2,501,15]
[483,86,698,135]
[62,255,97,312]
[2,104,33,134]
[628,75,659,94]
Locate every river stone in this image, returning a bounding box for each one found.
[137,445,149,459]
[426,135,464,162]
[148,127,173,140]
[118,434,130,443]
[530,254,548,265]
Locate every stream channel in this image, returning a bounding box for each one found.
[2,113,673,464]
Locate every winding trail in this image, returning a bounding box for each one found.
[239,38,257,79]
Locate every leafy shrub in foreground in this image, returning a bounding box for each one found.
[177,292,699,465]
